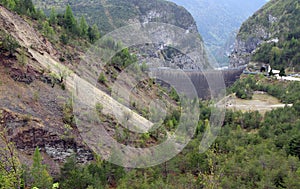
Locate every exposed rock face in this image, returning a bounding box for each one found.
[34,0,205,70]
[135,43,206,70]
[229,20,273,68]
[229,0,300,69]
[1,103,93,165]
[0,5,94,167]
[229,36,266,68]
[135,0,198,33]
[34,0,198,34]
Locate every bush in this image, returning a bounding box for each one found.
[235,88,253,99]
[0,32,19,56]
[60,34,69,45]
[98,73,107,84]
[63,98,74,126]
[95,102,104,113]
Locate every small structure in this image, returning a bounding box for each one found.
[272,69,280,76]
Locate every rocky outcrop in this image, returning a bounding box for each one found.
[134,0,198,33]
[135,43,206,70]
[229,36,265,68]
[34,0,204,70]
[229,0,300,68]
[0,108,93,164]
[229,19,272,68]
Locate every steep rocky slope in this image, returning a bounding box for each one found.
[34,0,198,34]
[230,0,300,70]
[0,5,94,172]
[0,0,201,170]
[0,4,160,170]
[33,0,209,70]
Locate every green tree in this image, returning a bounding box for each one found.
[49,8,57,26]
[1,33,19,56]
[63,98,75,126]
[79,16,89,37]
[60,34,69,45]
[42,21,55,40]
[15,0,36,16]
[32,8,46,20]
[288,135,300,158]
[17,47,27,66]
[88,24,100,43]
[30,147,53,189]
[59,156,92,189]
[0,130,22,189]
[141,62,148,72]
[0,0,16,10]
[64,5,78,34]
[98,72,107,84]
[279,67,286,78]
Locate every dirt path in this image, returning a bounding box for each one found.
[221,92,292,114]
[0,5,153,133]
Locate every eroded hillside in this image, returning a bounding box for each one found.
[0,2,186,171]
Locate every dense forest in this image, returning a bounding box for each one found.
[0,0,100,45]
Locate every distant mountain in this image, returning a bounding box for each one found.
[34,0,198,35]
[230,0,300,71]
[167,0,266,66]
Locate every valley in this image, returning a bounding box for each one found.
[167,0,267,66]
[0,0,300,188]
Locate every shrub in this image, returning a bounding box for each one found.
[98,73,107,84]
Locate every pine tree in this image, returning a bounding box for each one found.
[30,147,53,189]
[49,7,57,26]
[64,5,78,34]
[79,16,88,37]
[88,24,100,43]
[42,21,55,40]
[15,0,36,15]
[0,0,16,10]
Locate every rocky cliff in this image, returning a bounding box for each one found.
[34,0,206,70]
[230,0,300,70]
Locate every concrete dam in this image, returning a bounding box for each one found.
[152,68,243,99]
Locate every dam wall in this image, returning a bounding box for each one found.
[153,69,243,99]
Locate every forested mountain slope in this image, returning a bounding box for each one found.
[33,0,198,35]
[230,0,300,71]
